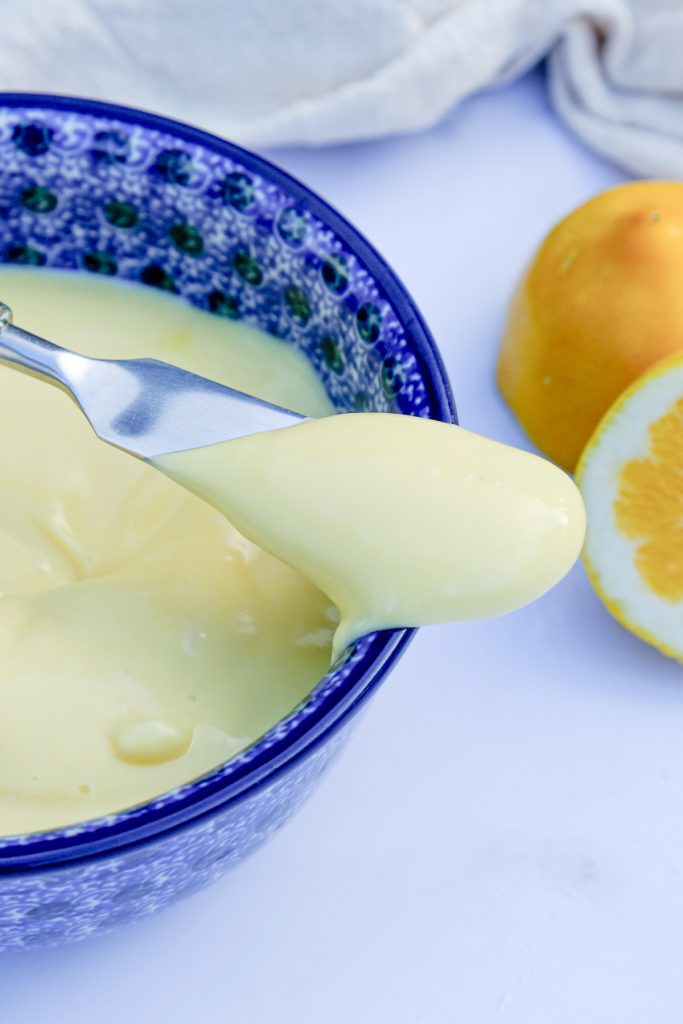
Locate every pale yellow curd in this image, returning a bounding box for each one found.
[0,268,334,836]
[0,267,585,836]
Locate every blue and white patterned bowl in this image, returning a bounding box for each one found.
[0,95,456,950]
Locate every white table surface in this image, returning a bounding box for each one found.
[3,68,682,1024]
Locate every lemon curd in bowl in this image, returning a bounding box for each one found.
[0,94,454,950]
[0,267,338,838]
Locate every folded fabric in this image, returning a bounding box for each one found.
[2,0,682,176]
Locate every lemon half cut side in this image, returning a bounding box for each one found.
[576,352,683,661]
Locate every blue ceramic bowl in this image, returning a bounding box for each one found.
[0,95,455,950]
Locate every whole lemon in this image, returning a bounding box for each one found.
[497,181,683,471]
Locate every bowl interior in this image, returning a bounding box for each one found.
[0,96,454,866]
[0,100,439,417]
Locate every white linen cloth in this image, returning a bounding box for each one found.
[3,0,683,176]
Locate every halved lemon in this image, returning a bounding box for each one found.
[576,352,683,661]
[497,182,683,472]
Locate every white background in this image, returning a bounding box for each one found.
[3,69,683,1023]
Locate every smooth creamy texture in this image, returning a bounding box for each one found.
[0,268,334,836]
[0,267,586,837]
[157,413,586,655]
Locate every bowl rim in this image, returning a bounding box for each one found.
[0,92,456,871]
